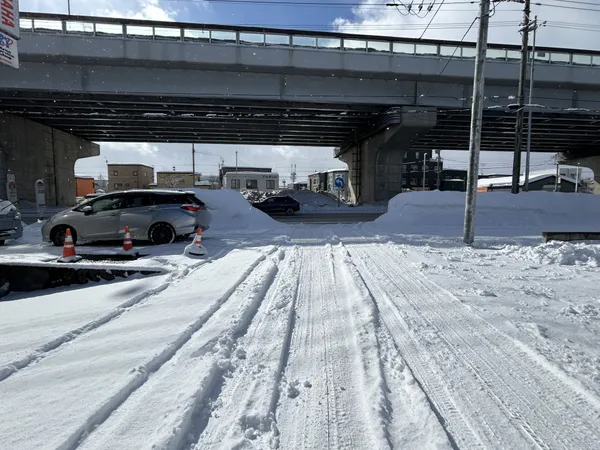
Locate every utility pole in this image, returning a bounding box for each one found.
[235,151,238,173]
[436,150,441,190]
[67,0,71,15]
[524,16,545,191]
[192,143,196,179]
[511,0,531,194]
[555,161,559,192]
[463,0,491,245]
[422,153,427,191]
[575,164,580,193]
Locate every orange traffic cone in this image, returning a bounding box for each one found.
[57,228,82,263]
[184,228,207,257]
[122,226,134,254]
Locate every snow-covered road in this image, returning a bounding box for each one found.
[2,229,600,449]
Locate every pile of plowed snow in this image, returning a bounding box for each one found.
[372,191,600,237]
[189,189,286,234]
[501,242,600,266]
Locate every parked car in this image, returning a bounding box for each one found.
[0,199,23,245]
[41,190,211,246]
[252,196,300,215]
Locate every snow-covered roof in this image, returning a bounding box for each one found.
[478,170,577,188]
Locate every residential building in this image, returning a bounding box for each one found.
[477,170,578,193]
[75,176,95,197]
[401,150,443,191]
[292,182,308,190]
[107,163,154,191]
[308,172,327,192]
[223,171,279,192]
[156,171,200,188]
[219,166,271,187]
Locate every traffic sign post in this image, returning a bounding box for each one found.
[334,175,345,207]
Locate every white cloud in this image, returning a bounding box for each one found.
[20,0,179,21]
[333,0,600,50]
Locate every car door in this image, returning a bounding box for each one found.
[119,193,157,239]
[263,198,277,213]
[77,194,124,240]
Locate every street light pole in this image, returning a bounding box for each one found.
[524,16,539,192]
[67,0,71,15]
[463,0,491,245]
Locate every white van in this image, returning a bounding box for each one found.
[223,171,279,192]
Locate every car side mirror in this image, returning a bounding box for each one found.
[82,205,93,215]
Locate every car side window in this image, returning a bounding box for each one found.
[122,195,154,209]
[91,196,124,212]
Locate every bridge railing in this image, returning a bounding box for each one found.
[18,13,600,67]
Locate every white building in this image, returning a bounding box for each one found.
[222,171,280,192]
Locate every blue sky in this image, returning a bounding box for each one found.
[19,0,598,182]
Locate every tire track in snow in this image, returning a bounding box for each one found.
[274,244,390,449]
[335,242,454,450]
[54,247,278,450]
[0,249,231,383]
[77,248,286,450]
[349,243,600,450]
[192,245,304,449]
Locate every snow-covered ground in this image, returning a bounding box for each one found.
[2,191,600,449]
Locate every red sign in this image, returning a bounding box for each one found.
[0,0,19,40]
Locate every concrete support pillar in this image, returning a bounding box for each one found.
[560,155,600,194]
[339,107,437,203]
[0,114,99,206]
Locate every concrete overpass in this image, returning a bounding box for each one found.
[2,13,600,203]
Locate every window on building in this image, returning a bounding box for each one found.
[125,183,130,188]
[133,170,138,176]
[114,183,122,189]
[246,179,258,190]
[415,152,420,159]
[231,179,240,189]
[266,180,276,190]
[112,170,118,176]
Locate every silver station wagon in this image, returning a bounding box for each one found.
[42,190,211,246]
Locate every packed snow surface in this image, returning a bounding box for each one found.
[3,191,600,449]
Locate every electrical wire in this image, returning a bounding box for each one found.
[419,0,446,39]
[421,13,478,99]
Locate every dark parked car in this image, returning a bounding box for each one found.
[252,196,300,215]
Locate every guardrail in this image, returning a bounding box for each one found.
[18,13,600,67]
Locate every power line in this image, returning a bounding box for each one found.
[419,0,447,39]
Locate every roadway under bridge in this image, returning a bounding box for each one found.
[2,13,600,204]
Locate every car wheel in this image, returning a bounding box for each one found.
[149,222,176,245]
[285,208,295,216]
[51,226,77,247]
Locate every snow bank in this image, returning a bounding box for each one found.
[501,242,600,266]
[372,191,600,237]
[189,189,286,235]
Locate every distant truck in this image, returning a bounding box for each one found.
[223,171,279,192]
